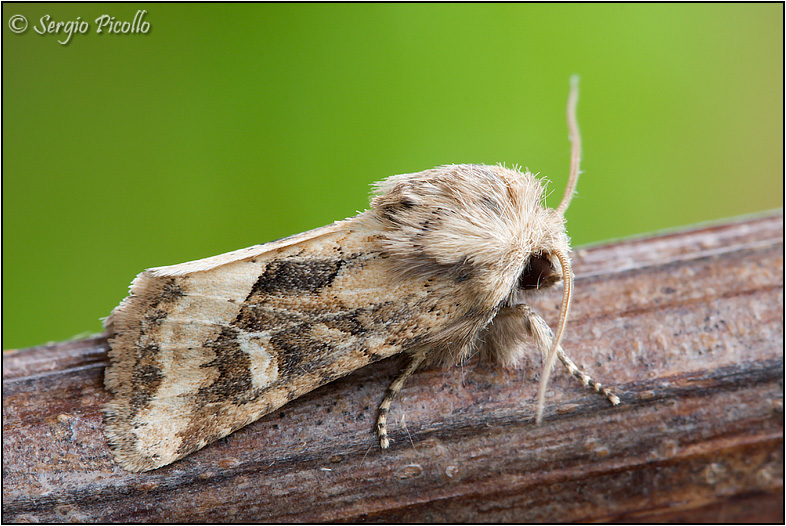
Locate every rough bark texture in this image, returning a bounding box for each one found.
[3,212,783,523]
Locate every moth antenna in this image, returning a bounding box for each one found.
[535,250,573,424]
[556,75,581,216]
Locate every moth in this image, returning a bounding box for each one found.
[104,77,619,472]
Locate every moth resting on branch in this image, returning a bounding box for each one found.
[104,77,619,472]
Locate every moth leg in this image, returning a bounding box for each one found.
[523,305,620,406]
[377,352,427,449]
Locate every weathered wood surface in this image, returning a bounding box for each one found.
[3,212,783,523]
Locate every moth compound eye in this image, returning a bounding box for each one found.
[518,254,560,289]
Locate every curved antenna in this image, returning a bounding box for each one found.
[535,250,573,424]
[556,75,582,216]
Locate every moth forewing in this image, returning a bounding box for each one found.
[103,78,619,472]
[104,196,511,471]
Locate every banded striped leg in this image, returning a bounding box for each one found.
[524,305,620,406]
[556,346,620,405]
[377,353,426,448]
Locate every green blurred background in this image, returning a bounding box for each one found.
[3,3,782,349]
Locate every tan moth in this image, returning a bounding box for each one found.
[104,77,619,472]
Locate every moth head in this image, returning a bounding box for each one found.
[514,207,571,296]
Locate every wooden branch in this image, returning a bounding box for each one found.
[3,211,783,522]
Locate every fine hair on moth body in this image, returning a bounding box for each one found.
[103,76,619,472]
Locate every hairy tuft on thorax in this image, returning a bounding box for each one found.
[368,164,569,312]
